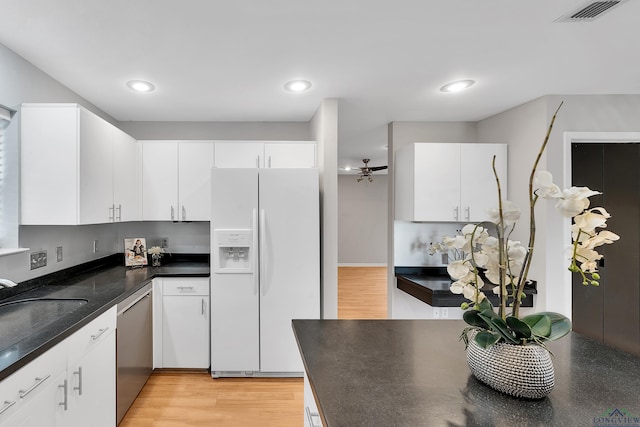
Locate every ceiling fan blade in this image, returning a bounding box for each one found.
[369,165,388,171]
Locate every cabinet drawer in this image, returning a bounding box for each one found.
[67,306,116,364]
[0,341,67,421]
[163,278,209,296]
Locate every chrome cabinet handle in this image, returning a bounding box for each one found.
[305,406,322,427]
[465,206,470,221]
[0,400,16,415]
[268,156,272,168]
[453,206,459,221]
[59,379,68,410]
[201,298,205,315]
[116,204,122,221]
[171,206,175,221]
[177,286,194,290]
[109,204,115,222]
[19,374,51,398]
[73,366,83,395]
[91,327,109,340]
[182,205,186,221]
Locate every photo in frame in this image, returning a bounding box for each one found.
[124,237,148,267]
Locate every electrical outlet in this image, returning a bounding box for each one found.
[30,250,47,270]
[93,240,98,253]
[161,237,169,249]
[433,307,440,319]
[441,307,449,318]
[56,246,63,262]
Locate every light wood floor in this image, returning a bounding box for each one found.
[120,266,387,426]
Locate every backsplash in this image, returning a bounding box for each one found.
[394,221,462,266]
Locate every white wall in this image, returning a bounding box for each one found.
[311,99,339,319]
[338,175,387,265]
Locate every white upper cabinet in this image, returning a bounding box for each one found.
[214,142,264,168]
[395,142,507,222]
[178,142,215,221]
[141,141,214,221]
[113,128,141,222]
[213,141,317,168]
[21,103,140,225]
[264,142,316,168]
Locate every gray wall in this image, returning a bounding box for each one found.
[338,174,387,264]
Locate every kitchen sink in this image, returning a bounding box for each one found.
[0,298,88,350]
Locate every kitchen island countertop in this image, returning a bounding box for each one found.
[0,255,209,381]
[293,319,640,427]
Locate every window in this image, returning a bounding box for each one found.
[0,104,26,254]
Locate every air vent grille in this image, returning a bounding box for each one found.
[556,0,626,22]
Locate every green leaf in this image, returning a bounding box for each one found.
[463,310,490,329]
[477,298,493,312]
[538,312,572,341]
[506,316,532,339]
[474,330,501,348]
[521,314,552,338]
[489,317,519,344]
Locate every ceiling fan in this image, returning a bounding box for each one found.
[351,158,388,183]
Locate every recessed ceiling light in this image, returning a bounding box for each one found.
[440,80,475,93]
[126,80,155,93]
[284,80,312,92]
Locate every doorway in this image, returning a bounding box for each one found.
[571,142,640,356]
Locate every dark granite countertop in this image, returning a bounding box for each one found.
[0,254,209,381]
[293,319,640,427]
[395,266,536,307]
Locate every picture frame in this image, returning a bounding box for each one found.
[124,237,148,267]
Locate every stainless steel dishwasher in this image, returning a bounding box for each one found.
[116,281,153,425]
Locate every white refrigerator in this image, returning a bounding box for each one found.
[210,168,320,377]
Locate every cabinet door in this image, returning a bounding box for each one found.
[0,371,64,427]
[460,143,507,223]
[20,104,79,225]
[413,143,461,222]
[65,331,116,427]
[162,295,209,368]
[142,142,179,220]
[264,142,316,168]
[113,128,141,222]
[78,108,114,224]
[178,142,214,221]
[214,142,264,168]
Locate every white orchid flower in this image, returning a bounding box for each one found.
[580,230,620,250]
[447,260,471,280]
[573,207,611,232]
[534,170,562,198]
[555,186,601,217]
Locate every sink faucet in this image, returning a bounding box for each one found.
[0,278,18,288]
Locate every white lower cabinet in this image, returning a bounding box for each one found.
[0,306,116,427]
[63,307,116,427]
[153,278,210,369]
[304,372,323,427]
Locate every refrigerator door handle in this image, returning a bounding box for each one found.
[260,208,267,296]
[253,208,259,296]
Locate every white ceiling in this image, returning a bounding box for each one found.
[1,0,639,171]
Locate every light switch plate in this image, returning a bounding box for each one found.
[56,246,63,262]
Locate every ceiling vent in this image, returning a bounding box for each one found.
[556,0,627,22]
